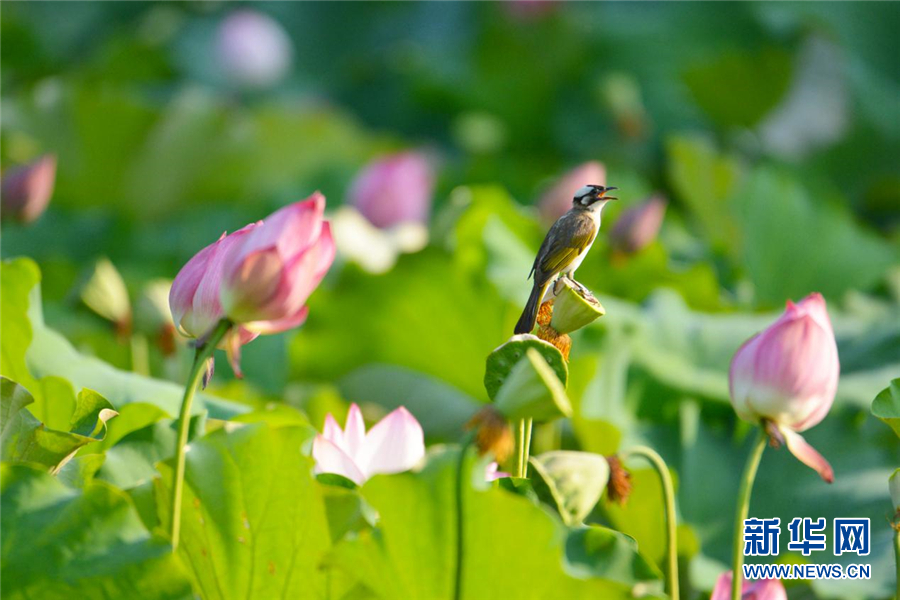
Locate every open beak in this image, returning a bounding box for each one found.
[601,186,618,200]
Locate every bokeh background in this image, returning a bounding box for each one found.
[2,2,899,599]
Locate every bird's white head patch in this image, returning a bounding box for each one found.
[574,185,595,204]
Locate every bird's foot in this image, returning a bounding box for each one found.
[566,276,589,295]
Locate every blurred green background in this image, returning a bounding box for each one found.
[2,2,899,599]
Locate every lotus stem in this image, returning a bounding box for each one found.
[622,445,680,600]
[894,526,899,600]
[169,319,230,550]
[454,439,473,600]
[523,418,533,475]
[513,419,533,478]
[130,333,150,376]
[513,419,526,477]
[731,427,768,600]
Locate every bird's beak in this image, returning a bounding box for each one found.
[601,186,618,199]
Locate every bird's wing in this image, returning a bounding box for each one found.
[536,215,596,282]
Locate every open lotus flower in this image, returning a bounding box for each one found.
[729,293,838,482]
[313,404,425,485]
[538,161,605,222]
[331,205,428,274]
[220,193,335,335]
[711,571,786,600]
[348,151,434,229]
[1,154,57,223]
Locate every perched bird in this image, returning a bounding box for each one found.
[515,184,617,334]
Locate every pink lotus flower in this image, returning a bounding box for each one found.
[170,223,260,375]
[1,154,57,223]
[609,194,667,255]
[220,193,335,335]
[711,571,786,600]
[312,404,425,485]
[485,462,510,481]
[729,293,839,482]
[217,10,293,88]
[538,161,606,222]
[348,152,434,228]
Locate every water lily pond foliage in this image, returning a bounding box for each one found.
[2,3,899,600]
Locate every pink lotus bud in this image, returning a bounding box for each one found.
[217,10,293,89]
[1,155,57,223]
[220,193,335,335]
[169,224,260,376]
[729,293,839,482]
[485,462,510,481]
[538,161,605,222]
[711,571,786,600]
[312,404,425,485]
[609,194,667,255]
[170,224,255,339]
[348,152,434,229]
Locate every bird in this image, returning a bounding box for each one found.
[514,184,617,335]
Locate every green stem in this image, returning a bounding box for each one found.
[623,446,680,600]
[169,320,230,550]
[731,427,768,600]
[454,439,473,600]
[513,419,525,478]
[522,418,533,477]
[893,526,899,600]
[130,333,150,376]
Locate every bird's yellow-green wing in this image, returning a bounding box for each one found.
[537,217,596,278]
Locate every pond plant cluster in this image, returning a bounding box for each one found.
[1,3,899,600]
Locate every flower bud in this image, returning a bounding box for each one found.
[609,195,667,255]
[220,193,335,334]
[170,224,259,376]
[135,279,177,355]
[1,155,56,223]
[711,571,786,600]
[170,225,255,339]
[538,161,605,222]
[76,258,132,335]
[348,152,435,228]
[729,293,839,482]
[216,10,293,89]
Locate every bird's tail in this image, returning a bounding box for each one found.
[514,282,548,335]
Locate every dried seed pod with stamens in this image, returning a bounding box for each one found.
[605,455,633,506]
[466,407,514,464]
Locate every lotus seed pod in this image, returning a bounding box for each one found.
[529,451,609,525]
[484,334,567,400]
[536,299,571,360]
[493,348,572,422]
[549,279,605,334]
